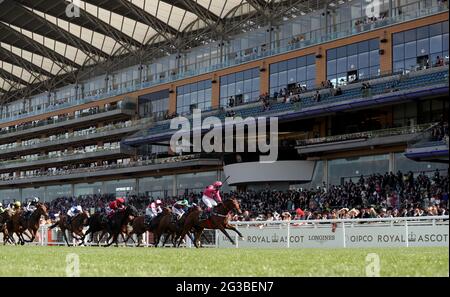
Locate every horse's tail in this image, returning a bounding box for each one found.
[49,221,59,229]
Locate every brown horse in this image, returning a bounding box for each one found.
[125,207,174,247]
[177,198,243,248]
[0,209,15,245]
[10,203,49,245]
[50,210,90,246]
[104,205,138,247]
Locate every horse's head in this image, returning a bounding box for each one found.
[224,197,242,214]
[81,210,90,225]
[126,205,139,218]
[36,203,49,220]
[162,207,172,216]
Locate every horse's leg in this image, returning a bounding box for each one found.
[218,227,235,245]
[103,233,114,247]
[193,229,203,248]
[225,224,244,238]
[177,227,191,247]
[63,229,71,247]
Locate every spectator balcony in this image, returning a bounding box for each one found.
[405,123,449,163]
[0,118,152,158]
[0,100,137,144]
[296,123,435,155]
[0,145,135,173]
[0,154,221,187]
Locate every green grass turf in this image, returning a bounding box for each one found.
[0,246,447,277]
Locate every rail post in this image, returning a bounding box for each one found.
[286,222,290,249]
[405,219,409,248]
[342,221,346,248]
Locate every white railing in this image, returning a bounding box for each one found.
[1,216,447,248]
[218,216,449,249]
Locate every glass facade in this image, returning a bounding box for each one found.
[46,185,72,201]
[269,54,316,96]
[393,21,449,73]
[176,80,212,115]
[104,179,136,197]
[139,175,174,199]
[328,154,389,185]
[394,152,448,175]
[74,182,103,197]
[138,89,170,120]
[220,68,260,107]
[176,171,219,196]
[327,39,380,86]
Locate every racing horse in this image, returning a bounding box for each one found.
[49,210,90,246]
[82,212,134,246]
[10,203,49,245]
[104,205,138,247]
[125,207,173,247]
[177,197,243,248]
[0,209,15,245]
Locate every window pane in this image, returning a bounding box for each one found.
[369,50,379,67]
[404,29,416,42]
[416,38,429,56]
[270,63,278,74]
[297,67,307,82]
[369,39,379,50]
[347,44,358,56]
[359,52,369,68]
[288,58,297,70]
[307,55,316,65]
[358,41,369,53]
[288,69,297,83]
[337,57,347,73]
[297,56,306,67]
[327,60,336,75]
[405,41,416,59]
[393,61,404,73]
[307,65,316,80]
[348,55,358,70]
[327,48,337,60]
[417,26,429,39]
[430,35,443,54]
[443,34,449,51]
[393,32,404,45]
[269,74,278,89]
[393,44,404,61]
[430,23,442,36]
[337,46,347,58]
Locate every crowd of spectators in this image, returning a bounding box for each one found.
[38,170,448,222]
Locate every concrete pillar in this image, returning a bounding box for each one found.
[172,174,177,197]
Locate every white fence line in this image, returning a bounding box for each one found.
[2,216,448,248]
[218,216,449,249]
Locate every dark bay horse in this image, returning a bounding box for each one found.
[104,205,138,247]
[125,207,174,247]
[0,210,15,245]
[50,211,90,246]
[177,198,243,248]
[10,203,49,245]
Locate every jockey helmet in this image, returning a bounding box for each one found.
[14,201,21,208]
[213,181,223,188]
[180,199,188,206]
[156,199,162,205]
[32,197,40,203]
[0,202,3,208]
[116,197,125,204]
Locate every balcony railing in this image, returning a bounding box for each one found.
[296,123,435,147]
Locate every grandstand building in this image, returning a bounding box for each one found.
[0,0,448,203]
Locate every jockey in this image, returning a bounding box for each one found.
[12,201,21,213]
[26,197,40,212]
[172,199,189,220]
[67,205,83,223]
[115,197,126,211]
[146,199,163,219]
[202,181,223,216]
[106,200,118,218]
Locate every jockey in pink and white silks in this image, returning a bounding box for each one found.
[202,181,223,214]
